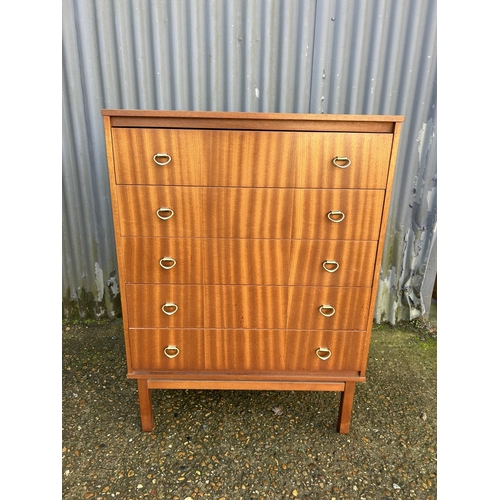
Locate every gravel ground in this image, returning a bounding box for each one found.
[62,309,436,500]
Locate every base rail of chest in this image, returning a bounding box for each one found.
[135,376,362,434]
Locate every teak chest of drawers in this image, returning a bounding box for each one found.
[102,109,403,434]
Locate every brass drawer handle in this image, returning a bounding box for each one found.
[163,345,180,358]
[159,257,176,270]
[161,302,178,316]
[322,260,339,273]
[153,153,172,166]
[319,304,335,317]
[156,207,174,220]
[332,156,351,169]
[327,211,345,223]
[316,347,332,360]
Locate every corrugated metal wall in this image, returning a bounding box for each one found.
[62,0,437,324]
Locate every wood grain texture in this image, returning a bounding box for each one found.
[205,285,289,329]
[112,128,205,185]
[128,329,205,372]
[203,238,290,285]
[285,330,366,372]
[203,187,294,239]
[292,188,385,240]
[289,240,377,287]
[120,237,203,284]
[126,284,204,328]
[296,133,392,188]
[287,286,371,330]
[204,329,287,372]
[117,186,205,237]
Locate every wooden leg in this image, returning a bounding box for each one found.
[337,382,356,434]
[137,379,154,431]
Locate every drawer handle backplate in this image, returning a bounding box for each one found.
[156,207,174,220]
[332,156,351,169]
[322,260,340,273]
[163,345,180,358]
[327,211,345,223]
[153,153,172,166]
[161,302,178,316]
[316,347,332,360]
[319,304,336,317]
[159,257,177,270]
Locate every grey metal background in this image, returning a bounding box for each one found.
[62,0,437,324]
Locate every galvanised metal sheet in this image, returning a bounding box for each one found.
[62,0,437,323]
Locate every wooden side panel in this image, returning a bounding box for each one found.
[285,330,367,372]
[204,285,289,329]
[128,329,205,372]
[117,186,205,237]
[289,240,377,287]
[204,187,294,239]
[204,330,287,372]
[126,284,204,328]
[287,286,371,330]
[297,133,393,188]
[292,188,385,240]
[112,128,204,185]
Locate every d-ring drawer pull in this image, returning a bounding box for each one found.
[153,153,172,166]
[159,257,176,270]
[332,156,351,169]
[156,207,174,220]
[161,302,178,316]
[163,345,180,358]
[322,260,340,273]
[327,211,345,223]
[316,347,332,361]
[319,304,336,317]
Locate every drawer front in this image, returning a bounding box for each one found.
[126,284,204,328]
[285,331,366,372]
[205,285,288,329]
[289,240,377,287]
[296,132,392,188]
[287,286,371,330]
[204,329,287,372]
[120,237,204,284]
[128,329,205,372]
[121,237,290,285]
[112,128,205,186]
[112,128,391,189]
[117,186,204,237]
[117,186,294,239]
[292,188,385,240]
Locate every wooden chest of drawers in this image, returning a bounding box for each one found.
[102,110,403,434]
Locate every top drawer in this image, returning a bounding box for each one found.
[112,128,392,189]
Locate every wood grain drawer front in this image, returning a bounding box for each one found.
[285,331,366,372]
[128,329,205,372]
[112,128,205,185]
[292,189,385,240]
[296,133,393,188]
[205,285,288,329]
[203,239,290,285]
[203,187,293,239]
[126,284,204,328]
[289,240,378,287]
[287,286,371,330]
[204,330,287,372]
[117,186,204,237]
[120,237,204,284]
